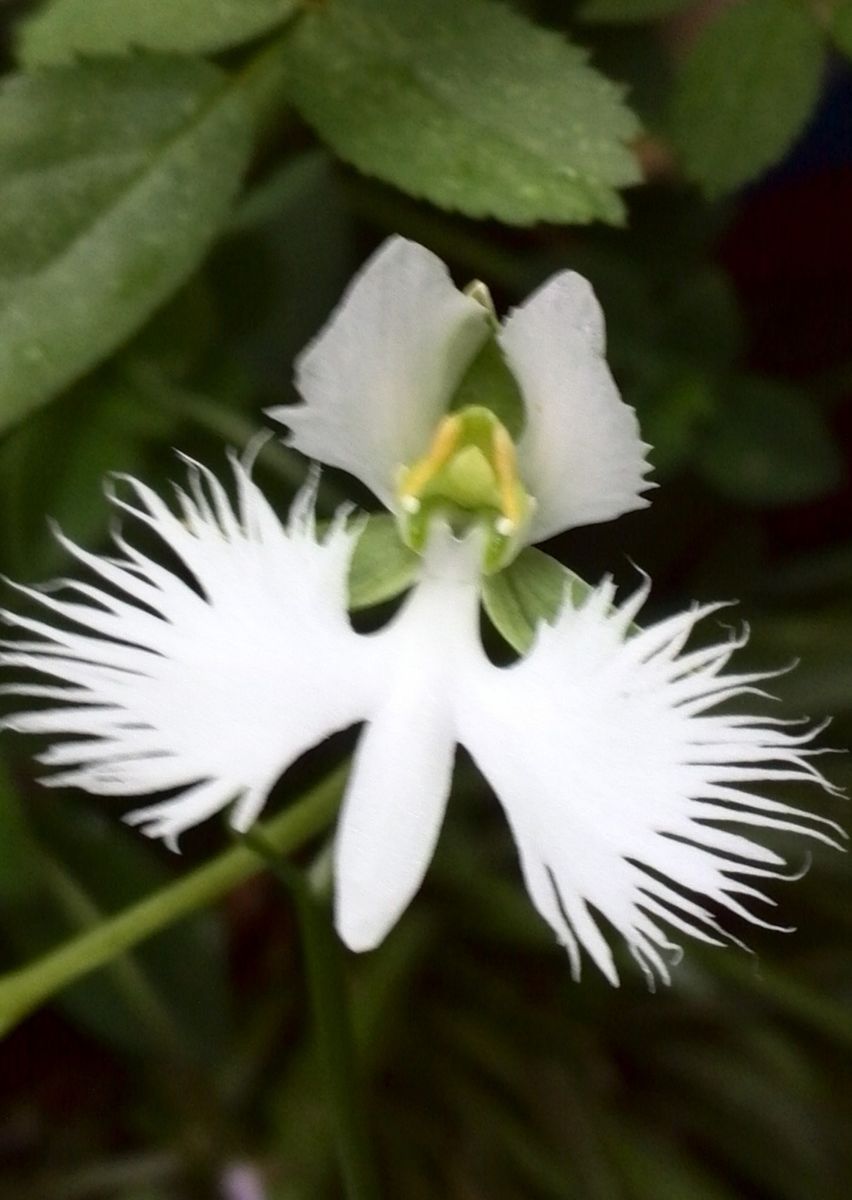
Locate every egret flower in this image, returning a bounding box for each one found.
[1,238,841,986]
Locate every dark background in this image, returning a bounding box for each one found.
[0,1,851,1197]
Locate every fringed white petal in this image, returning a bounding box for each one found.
[1,458,379,849]
[499,272,654,542]
[269,237,490,508]
[334,526,482,951]
[456,580,843,986]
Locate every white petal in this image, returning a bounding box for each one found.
[457,580,841,985]
[499,271,653,542]
[1,460,380,846]
[334,526,482,951]
[269,237,490,508]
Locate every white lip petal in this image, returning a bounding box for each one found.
[499,271,653,543]
[457,580,841,986]
[335,527,482,952]
[1,460,379,848]
[333,678,456,952]
[269,237,490,508]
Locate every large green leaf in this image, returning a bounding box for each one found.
[283,0,640,225]
[0,55,252,433]
[670,0,824,196]
[18,0,297,63]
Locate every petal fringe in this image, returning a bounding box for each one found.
[1,457,378,846]
[458,580,843,986]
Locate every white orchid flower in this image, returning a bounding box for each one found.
[1,237,841,987]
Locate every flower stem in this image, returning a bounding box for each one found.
[0,764,347,1040]
[242,829,383,1200]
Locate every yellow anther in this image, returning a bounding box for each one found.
[492,423,522,531]
[399,414,462,503]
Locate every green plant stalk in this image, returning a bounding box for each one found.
[243,829,382,1200]
[0,764,347,1040]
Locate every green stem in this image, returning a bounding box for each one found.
[243,829,382,1200]
[0,764,347,1040]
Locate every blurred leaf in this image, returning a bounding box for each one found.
[579,0,692,22]
[764,545,852,600]
[697,378,844,506]
[217,150,356,395]
[229,150,337,234]
[832,1,852,59]
[283,0,641,225]
[0,367,176,579]
[127,277,217,381]
[670,0,824,196]
[1,798,229,1058]
[612,1128,738,1200]
[348,514,419,611]
[0,55,252,432]
[637,367,716,475]
[18,0,297,63]
[661,269,742,369]
[744,605,852,717]
[585,25,675,126]
[0,760,41,903]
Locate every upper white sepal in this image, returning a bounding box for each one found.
[269,237,490,511]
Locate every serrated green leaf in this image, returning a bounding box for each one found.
[18,0,297,63]
[579,0,692,23]
[0,55,253,433]
[482,548,594,654]
[832,1,852,59]
[348,514,419,610]
[697,378,844,506]
[283,0,640,225]
[670,0,824,196]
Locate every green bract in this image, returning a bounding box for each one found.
[348,514,420,611]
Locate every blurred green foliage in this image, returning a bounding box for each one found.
[0,0,851,1197]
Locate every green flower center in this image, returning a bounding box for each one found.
[395,404,534,574]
